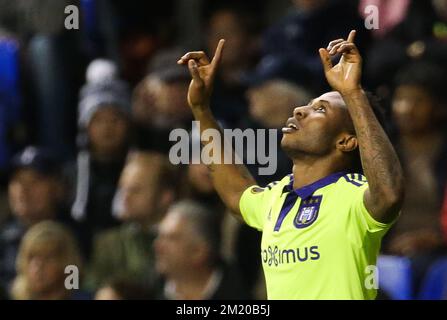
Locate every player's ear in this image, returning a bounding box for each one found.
[336,134,358,153]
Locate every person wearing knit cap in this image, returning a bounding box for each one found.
[68,60,132,258]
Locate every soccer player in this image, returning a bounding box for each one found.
[177,30,405,299]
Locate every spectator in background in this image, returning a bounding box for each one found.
[180,162,225,213]
[69,64,132,257]
[132,48,192,152]
[364,0,447,92]
[247,79,312,131]
[107,0,176,86]
[94,276,153,300]
[155,200,250,300]
[202,2,261,128]
[260,0,370,93]
[85,151,177,292]
[11,221,90,300]
[0,146,69,290]
[385,61,447,291]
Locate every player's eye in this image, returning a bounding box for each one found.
[314,106,326,113]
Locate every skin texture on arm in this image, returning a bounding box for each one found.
[178,40,256,220]
[319,31,405,223]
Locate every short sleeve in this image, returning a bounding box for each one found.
[350,183,395,234]
[239,183,278,231]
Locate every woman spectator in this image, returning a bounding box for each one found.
[11,221,90,300]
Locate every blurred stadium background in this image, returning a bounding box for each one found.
[0,0,447,300]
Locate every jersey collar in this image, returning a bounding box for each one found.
[284,171,346,200]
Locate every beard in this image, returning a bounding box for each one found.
[280,134,333,160]
[280,137,303,159]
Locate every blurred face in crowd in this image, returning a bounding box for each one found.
[247,80,310,129]
[281,91,356,158]
[120,30,157,85]
[132,76,160,126]
[154,211,208,278]
[116,156,172,225]
[24,241,66,298]
[88,106,130,157]
[187,164,214,195]
[132,76,190,127]
[207,9,249,68]
[392,85,436,135]
[155,80,190,125]
[14,222,81,300]
[8,168,61,225]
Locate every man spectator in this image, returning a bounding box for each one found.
[155,200,250,300]
[85,151,177,292]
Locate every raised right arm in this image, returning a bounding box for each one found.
[177,40,256,219]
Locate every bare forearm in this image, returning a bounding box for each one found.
[192,107,256,217]
[341,89,404,219]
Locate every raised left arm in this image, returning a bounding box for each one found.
[319,30,405,223]
[341,89,404,223]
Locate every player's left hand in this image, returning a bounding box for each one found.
[319,30,362,94]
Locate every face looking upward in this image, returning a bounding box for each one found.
[280,91,357,159]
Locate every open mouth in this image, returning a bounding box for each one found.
[282,122,298,134]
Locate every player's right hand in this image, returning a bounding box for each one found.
[177,39,225,111]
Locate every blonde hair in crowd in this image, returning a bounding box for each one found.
[11,221,82,300]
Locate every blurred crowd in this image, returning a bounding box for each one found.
[0,0,447,300]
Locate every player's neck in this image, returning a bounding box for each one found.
[291,157,347,190]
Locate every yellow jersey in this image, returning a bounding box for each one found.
[239,172,394,300]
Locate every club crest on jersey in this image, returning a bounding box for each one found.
[294,195,322,229]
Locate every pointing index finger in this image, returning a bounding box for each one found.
[211,39,225,67]
[347,30,356,43]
